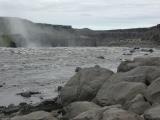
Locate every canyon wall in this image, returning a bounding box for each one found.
[0,17,159,47]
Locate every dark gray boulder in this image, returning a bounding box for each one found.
[146,67,160,84]
[113,66,160,85]
[73,105,144,120]
[144,105,160,120]
[145,77,160,104]
[108,66,148,84]
[124,94,151,115]
[94,81,146,106]
[16,91,41,98]
[60,66,113,105]
[117,57,160,72]
[102,107,144,120]
[63,101,100,119]
[11,111,57,120]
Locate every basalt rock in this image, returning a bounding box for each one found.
[117,57,160,72]
[63,101,100,119]
[109,66,160,85]
[60,66,113,106]
[124,94,151,115]
[10,111,57,120]
[94,81,146,106]
[144,105,160,120]
[73,105,144,120]
[145,77,160,104]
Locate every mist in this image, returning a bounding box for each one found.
[1,17,80,48]
[4,17,41,47]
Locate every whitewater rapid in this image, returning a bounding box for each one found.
[0,47,160,106]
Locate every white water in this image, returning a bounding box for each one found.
[4,17,38,47]
[0,47,160,106]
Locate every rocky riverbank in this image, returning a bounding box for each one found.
[1,47,158,106]
[1,57,160,120]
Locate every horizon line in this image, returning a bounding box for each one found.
[0,16,158,31]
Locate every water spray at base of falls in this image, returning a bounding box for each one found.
[5,17,38,48]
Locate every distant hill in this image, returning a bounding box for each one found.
[0,17,159,47]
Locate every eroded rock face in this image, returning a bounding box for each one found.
[144,105,160,120]
[73,105,144,120]
[63,101,100,119]
[145,77,160,104]
[60,66,113,105]
[117,57,160,72]
[94,81,146,106]
[10,111,57,120]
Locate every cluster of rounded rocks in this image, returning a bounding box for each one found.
[2,57,160,120]
[59,57,160,120]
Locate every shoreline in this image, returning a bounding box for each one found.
[0,47,159,106]
[1,56,160,120]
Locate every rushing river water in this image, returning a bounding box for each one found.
[0,47,160,106]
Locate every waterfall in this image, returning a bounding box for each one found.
[4,17,38,48]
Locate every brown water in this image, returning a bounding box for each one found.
[0,47,159,106]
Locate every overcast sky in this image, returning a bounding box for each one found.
[0,0,160,30]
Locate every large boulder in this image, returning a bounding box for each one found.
[60,66,113,105]
[145,77,160,104]
[118,57,160,72]
[11,111,57,120]
[108,67,148,84]
[73,105,144,120]
[94,81,146,106]
[73,105,122,120]
[144,105,160,120]
[124,94,151,115]
[112,66,160,85]
[102,107,144,120]
[63,101,100,119]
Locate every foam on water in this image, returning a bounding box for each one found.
[0,47,160,106]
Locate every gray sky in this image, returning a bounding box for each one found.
[0,0,160,30]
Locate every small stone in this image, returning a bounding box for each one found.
[75,67,82,72]
[97,56,105,59]
[16,91,41,98]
